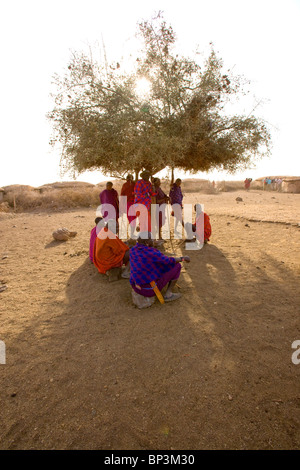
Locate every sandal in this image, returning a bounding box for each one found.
[164,292,181,302]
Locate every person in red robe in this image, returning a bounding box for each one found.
[185,204,211,244]
[133,170,157,232]
[193,204,211,243]
[121,174,136,224]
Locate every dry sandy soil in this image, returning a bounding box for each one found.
[0,189,299,450]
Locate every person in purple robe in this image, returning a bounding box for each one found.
[99,182,119,220]
[169,178,183,206]
[169,178,184,237]
[89,217,105,263]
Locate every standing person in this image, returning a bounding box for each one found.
[130,232,190,303]
[121,174,136,233]
[99,182,119,221]
[121,174,135,208]
[244,178,251,190]
[134,170,157,232]
[169,178,183,206]
[277,178,283,192]
[153,177,169,240]
[169,178,184,237]
[263,178,267,190]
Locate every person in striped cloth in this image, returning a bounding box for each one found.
[129,232,190,302]
[133,170,157,232]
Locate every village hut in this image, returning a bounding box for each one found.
[0,188,4,203]
[281,177,300,193]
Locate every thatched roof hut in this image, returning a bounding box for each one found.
[36,181,96,193]
[2,184,35,193]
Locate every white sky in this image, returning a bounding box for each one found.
[1,0,299,187]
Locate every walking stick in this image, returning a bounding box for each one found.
[166,201,175,255]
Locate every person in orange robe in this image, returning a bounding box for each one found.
[93,222,130,277]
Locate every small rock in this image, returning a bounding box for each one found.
[245,223,250,227]
[52,228,77,241]
[228,394,233,401]
[0,285,7,293]
[236,197,243,202]
[2,255,8,259]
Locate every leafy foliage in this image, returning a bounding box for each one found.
[48,13,271,179]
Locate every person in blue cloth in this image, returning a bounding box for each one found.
[129,232,190,302]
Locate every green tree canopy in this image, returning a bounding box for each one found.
[48,13,271,180]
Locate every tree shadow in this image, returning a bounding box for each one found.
[2,238,300,450]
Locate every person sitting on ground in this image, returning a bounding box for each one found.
[129,232,190,302]
[89,216,104,263]
[93,220,130,280]
[185,204,211,244]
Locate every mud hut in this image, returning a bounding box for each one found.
[281,177,300,193]
[253,176,300,192]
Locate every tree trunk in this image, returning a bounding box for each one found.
[171,167,174,185]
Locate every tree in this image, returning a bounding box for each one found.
[48,12,271,180]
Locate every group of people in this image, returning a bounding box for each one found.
[89,171,212,306]
[89,219,190,304]
[98,172,185,235]
[263,177,283,191]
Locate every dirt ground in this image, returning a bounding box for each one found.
[0,189,299,450]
